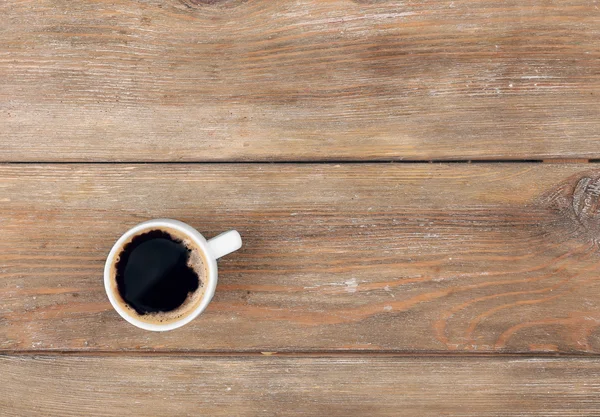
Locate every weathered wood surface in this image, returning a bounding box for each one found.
[2,164,600,353]
[1,0,599,161]
[2,355,600,417]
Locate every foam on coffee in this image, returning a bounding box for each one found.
[108,226,208,324]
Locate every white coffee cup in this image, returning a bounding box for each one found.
[104,219,242,331]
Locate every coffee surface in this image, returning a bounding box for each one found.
[115,230,201,315]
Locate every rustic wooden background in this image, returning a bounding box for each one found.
[1,0,600,415]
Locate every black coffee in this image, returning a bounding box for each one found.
[115,230,200,315]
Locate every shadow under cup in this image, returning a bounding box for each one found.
[106,225,210,326]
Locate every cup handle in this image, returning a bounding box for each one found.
[207,230,242,260]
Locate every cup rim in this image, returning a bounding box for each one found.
[103,219,218,331]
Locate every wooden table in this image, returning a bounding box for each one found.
[1,1,599,415]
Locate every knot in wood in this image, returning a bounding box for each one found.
[572,177,600,231]
[540,173,600,244]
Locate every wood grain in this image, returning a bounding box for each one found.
[2,355,600,416]
[1,0,599,161]
[2,164,600,352]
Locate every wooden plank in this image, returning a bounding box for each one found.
[1,355,600,416]
[1,0,599,161]
[2,164,600,352]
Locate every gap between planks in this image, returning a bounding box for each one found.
[0,159,594,165]
[2,350,600,358]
